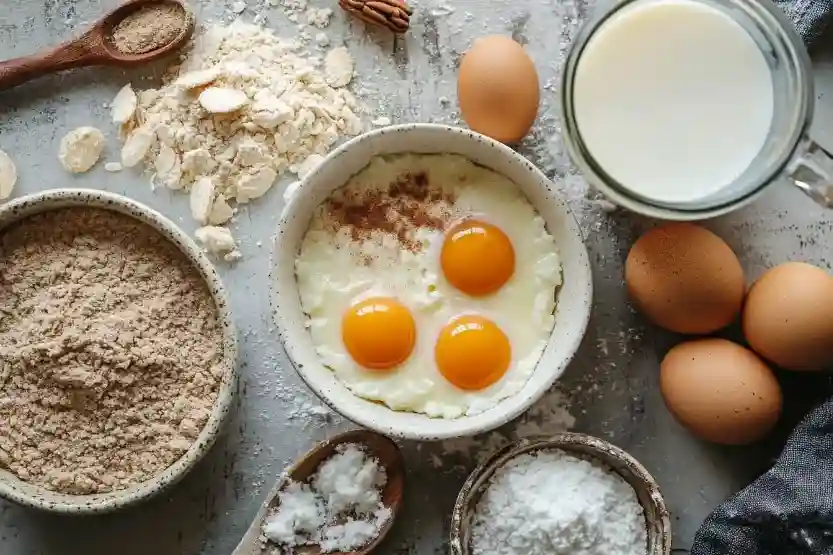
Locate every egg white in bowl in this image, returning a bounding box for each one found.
[272,124,592,440]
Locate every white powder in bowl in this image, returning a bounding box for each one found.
[471,449,647,555]
[262,443,391,553]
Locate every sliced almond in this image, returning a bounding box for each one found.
[0,149,17,199]
[190,177,215,225]
[208,194,234,225]
[154,145,178,175]
[198,87,249,114]
[111,84,138,125]
[174,68,223,89]
[121,127,155,168]
[195,226,236,254]
[237,165,277,203]
[59,127,105,174]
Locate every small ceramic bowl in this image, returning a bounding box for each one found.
[0,189,238,514]
[450,433,672,555]
[271,124,593,441]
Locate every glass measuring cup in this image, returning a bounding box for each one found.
[560,0,833,220]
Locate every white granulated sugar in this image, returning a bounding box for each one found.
[262,443,390,553]
[471,450,647,555]
[58,126,105,173]
[0,149,17,199]
[114,20,366,259]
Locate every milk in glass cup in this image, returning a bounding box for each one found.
[560,0,833,220]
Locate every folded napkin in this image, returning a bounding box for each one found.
[776,0,833,47]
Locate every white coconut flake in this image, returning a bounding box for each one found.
[198,87,249,113]
[262,444,391,553]
[59,127,105,173]
[0,149,17,199]
[111,84,138,125]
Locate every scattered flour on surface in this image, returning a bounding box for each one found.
[438,388,576,466]
[471,449,647,555]
[262,443,391,553]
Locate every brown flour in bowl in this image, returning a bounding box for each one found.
[0,208,225,495]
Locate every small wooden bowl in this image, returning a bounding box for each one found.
[232,430,405,555]
[450,432,672,555]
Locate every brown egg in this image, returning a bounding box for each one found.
[660,338,782,445]
[743,262,833,372]
[457,35,540,144]
[625,223,745,334]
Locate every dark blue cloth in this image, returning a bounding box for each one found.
[776,0,833,47]
[690,400,833,555]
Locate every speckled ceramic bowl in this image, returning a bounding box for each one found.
[271,124,593,440]
[0,189,238,514]
[450,433,672,555]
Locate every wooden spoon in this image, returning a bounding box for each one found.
[0,0,195,91]
[232,430,405,555]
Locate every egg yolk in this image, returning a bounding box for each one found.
[435,315,511,390]
[441,220,515,296]
[342,297,416,371]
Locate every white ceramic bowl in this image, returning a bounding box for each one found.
[0,189,238,514]
[272,124,592,440]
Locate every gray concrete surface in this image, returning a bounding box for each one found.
[2,0,833,554]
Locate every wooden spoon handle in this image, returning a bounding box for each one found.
[0,31,105,91]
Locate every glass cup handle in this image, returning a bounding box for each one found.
[788,140,833,208]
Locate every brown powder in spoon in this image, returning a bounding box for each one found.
[111,3,187,55]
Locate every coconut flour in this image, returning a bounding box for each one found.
[0,208,226,494]
[111,3,187,55]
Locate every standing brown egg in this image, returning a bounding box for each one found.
[625,223,745,334]
[660,338,782,445]
[743,262,833,372]
[457,35,540,144]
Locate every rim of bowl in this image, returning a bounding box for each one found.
[0,189,239,514]
[449,432,672,555]
[270,123,593,441]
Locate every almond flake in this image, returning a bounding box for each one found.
[121,127,154,168]
[174,68,223,89]
[237,166,277,203]
[59,127,105,173]
[155,145,178,175]
[111,84,137,125]
[208,194,234,225]
[0,149,17,199]
[198,87,249,114]
[195,226,236,254]
[190,177,215,225]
